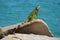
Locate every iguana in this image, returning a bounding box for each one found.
[24,6,40,23]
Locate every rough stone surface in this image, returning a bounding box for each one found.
[0,19,53,39]
[1,33,60,40]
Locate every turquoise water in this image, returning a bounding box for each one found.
[0,0,60,37]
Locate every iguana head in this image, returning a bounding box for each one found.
[35,5,40,11]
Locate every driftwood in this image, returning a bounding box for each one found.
[0,19,53,39]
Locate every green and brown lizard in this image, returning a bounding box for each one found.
[24,6,40,23]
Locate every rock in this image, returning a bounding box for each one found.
[0,19,53,39]
[0,27,5,39]
[16,19,53,37]
[1,33,60,40]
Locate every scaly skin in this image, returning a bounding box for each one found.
[24,6,40,23]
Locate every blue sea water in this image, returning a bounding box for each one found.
[0,0,60,37]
